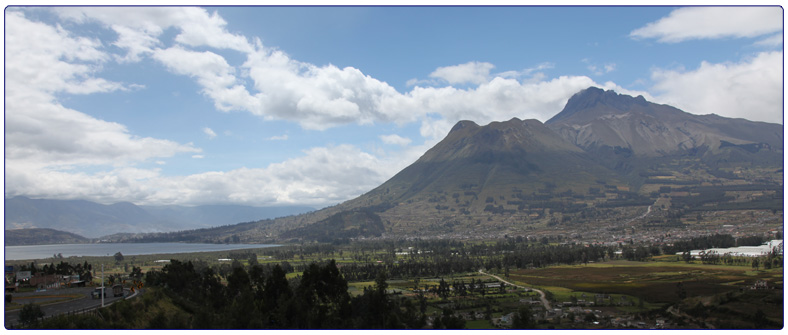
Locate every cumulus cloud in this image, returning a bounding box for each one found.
[380,134,412,146]
[6,142,418,207]
[4,10,199,171]
[267,134,289,141]
[583,59,616,76]
[497,62,554,81]
[630,7,782,43]
[54,7,253,57]
[203,127,218,139]
[242,48,408,130]
[429,61,495,85]
[754,33,783,47]
[649,51,783,124]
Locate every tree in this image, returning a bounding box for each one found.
[19,303,45,327]
[433,308,465,329]
[437,278,450,300]
[676,281,687,300]
[511,306,534,329]
[296,260,351,328]
[130,266,143,280]
[114,252,124,263]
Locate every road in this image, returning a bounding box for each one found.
[478,270,552,310]
[4,287,138,328]
[624,205,652,225]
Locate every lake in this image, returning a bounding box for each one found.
[3,243,280,260]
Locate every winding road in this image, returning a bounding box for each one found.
[478,270,551,310]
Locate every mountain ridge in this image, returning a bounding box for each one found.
[546,87,783,157]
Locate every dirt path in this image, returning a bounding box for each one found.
[624,205,652,225]
[478,270,552,310]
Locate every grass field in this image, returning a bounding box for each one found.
[507,260,780,306]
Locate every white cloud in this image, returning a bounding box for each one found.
[203,127,218,139]
[429,61,495,85]
[7,143,421,207]
[242,47,408,130]
[4,166,164,205]
[192,155,205,159]
[582,58,616,76]
[4,10,200,171]
[267,134,289,141]
[497,62,555,80]
[153,46,257,112]
[380,134,412,146]
[54,7,253,59]
[754,33,783,47]
[630,7,783,43]
[649,51,783,124]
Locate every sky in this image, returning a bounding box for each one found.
[3,5,784,209]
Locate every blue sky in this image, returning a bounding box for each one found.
[4,5,784,208]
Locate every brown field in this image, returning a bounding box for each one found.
[507,261,774,304]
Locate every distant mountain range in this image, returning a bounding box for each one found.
[4,196,314,240]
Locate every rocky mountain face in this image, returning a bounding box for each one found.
[345,117,626,214]
[546,87,783,157]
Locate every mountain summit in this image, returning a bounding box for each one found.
[546,87,783,157]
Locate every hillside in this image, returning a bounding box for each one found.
[5,228,89,246]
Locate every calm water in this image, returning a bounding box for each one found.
[4,243,279,260]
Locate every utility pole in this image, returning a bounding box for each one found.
[101,263,105,307]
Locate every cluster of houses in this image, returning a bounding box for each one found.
[4,268,88,293]
[494,296,672,329]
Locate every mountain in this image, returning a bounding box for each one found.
[545,87,784,185]
[546,87,783,156]
[196,87,779,242]
[4,196,315,239]
[5,228,89,246]
[17,87,781,244]
[335,118,628,226]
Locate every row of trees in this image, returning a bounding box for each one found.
[141,259,430,329]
